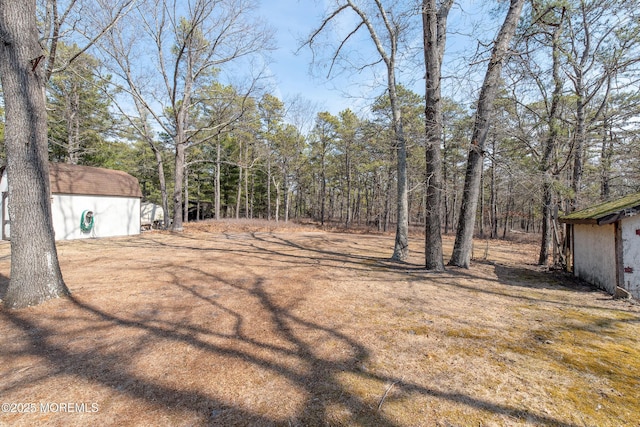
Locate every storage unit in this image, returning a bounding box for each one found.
[560,193,640,299]
[0,163,143,240]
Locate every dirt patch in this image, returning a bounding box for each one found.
[0,220,638,426]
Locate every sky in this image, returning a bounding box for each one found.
[257,0,362,116]
[256,0,497,120]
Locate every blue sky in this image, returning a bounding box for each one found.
[257,0,496,119]
[258,0,363,115]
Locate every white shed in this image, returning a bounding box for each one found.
[560,193,640,300]
[0,163,143,240]
[141,202,165,230]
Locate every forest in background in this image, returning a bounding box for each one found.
[1,0,639,262]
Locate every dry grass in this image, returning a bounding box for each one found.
[0,219,638,426]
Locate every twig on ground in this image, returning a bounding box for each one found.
[377,381,399,411]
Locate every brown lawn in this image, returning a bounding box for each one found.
[0,220,638,426]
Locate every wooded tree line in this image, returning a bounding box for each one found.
[1,0,639,307]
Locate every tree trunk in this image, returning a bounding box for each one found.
[443,130,451,235]
[479,165,485,238]
[150,144,169,229]
[284,174,290,223]
[273,176,280,223]
[345,151,352,228]
[571,86,585,210]
[236,164,242,220]
[245,142,250,218]
[267,152,272,221]
[214,136,221,220]
[384,165,392,232]
[490,163,498,239]
[183,166,189,224]
[600,118,613,200]
[539,13,564,266]
[0,0,69,308]
[66,87,80,164]
[320,149,327,226]
[422,0,452,270]
[389,81,409,261]
[539,181,553,265]
[449,0,525,268]
[502,186,512,239]
[172,140,186,231]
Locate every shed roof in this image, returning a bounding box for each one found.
[559,193,640,225]
[49,163,143,198]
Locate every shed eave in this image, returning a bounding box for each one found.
[597,213,623,226]
[558,193,640,225]
[559,218,598,225]
[51,191,142,198]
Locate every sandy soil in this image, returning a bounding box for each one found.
[0,220,638,426]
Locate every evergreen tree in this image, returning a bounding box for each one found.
[47,43,114,165]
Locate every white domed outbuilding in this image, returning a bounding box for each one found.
[0,162,143,240]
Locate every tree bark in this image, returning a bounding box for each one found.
[479,164,485,237]
[422,0,453,271]
[65,86,80,164]
[449,0,525,268]
[148,143,169,229]
[273,176,280,223]
[320,133,328,226]
[571,84,585,210]
[183,165,189,224]
[345,147,352,228]
[267,150,272,221]
[172,140,186,231]
[215,135,221,220]
[490,145,498,239]
[245,142,250,218]
[389,80,409,261]
[236,163,242,220]
[284,173,290,223]
[0,0,69,308]
[539,11,564,266]
[599,119,613,200]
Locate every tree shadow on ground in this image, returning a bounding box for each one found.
[488,261,640,312]
[490,261,595,293]
[247,232,428,273]
[0,236,590,426]
[245,232,632,308]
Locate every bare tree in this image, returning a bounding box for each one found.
[100,0,272,231]
[562,0,640,209]
[422,0,454,271]
[449,0,525,268]
[537,5,566,266]
[306,0,412,261]
[40,0,137,82]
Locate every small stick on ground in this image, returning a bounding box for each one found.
[377,381,399,411]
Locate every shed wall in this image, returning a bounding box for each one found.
[51,194,140,240]
[141,202,164,227]
[1,168,141,241]
[573,223,617,294]
[621,215,640,299]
